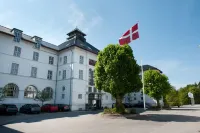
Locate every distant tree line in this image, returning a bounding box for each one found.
[165,82,200,107]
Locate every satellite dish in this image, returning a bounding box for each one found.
[188,92,194,98]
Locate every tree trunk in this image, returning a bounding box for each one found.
[115,95,125,113]
[156,99,160,108]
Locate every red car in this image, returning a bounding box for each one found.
[41,104,58,112]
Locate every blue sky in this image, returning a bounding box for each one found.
[0,0,200,89]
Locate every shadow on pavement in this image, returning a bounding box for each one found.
[170,108,200,111]
[2,111,101,125]
[126,114,200,122]
[0,126,23,133]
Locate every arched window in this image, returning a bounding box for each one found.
[4,83,19,98]
[24,85,37,98]
[43,87,53,99]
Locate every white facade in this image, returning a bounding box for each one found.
[0,26,113,110]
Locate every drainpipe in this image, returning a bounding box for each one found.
[69,49,73,110]
[54,54,59,104]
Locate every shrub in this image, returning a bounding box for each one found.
[125,108,137,114]
[104,108,118,114]
[104,106,108,109]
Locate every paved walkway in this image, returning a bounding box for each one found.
[0,105,200,133]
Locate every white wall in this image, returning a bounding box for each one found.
[0,33,57,108]
[0,32,114,110]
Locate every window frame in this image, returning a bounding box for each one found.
[62,94,65,99]
[78,94,82,99]
[79,56,84,64]
[49,56,54,65]
[13,30,22,42]
[63,70,66,79]
[24,85,37,99]
[64,56,67,64]
[31,67,37,78]
[79,70,83,80]
[47,70,53,80]
[33,52,39,61]
[13,46,21,57]
[11,63,19,75]
[88,87,92,92]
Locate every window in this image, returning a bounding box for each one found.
[89,59,97,66]
[13,46,21,57]
[11,63,19,75]
[63,70,66,79]
[134,93,136,96]
[88,69,94,85]
[31,67,37,78]
[98,89,101,93]
[47,70,53,80]
[62,94,65,99]
[4,83,19,97]
[93,87,97,93]
[24,85,37,98]
[134,97,136,100]
[78,94,82,99]
[13,30,22,42]
[62,86,65,91]
[59,57,62,63]
[88,87,92,92]
[64,56,67,64]
[141,97,143,100]
[79,56,84,64]
[49,56,54,65]
[79,70,83,79]
[43,87,53,99]
[106,95,108,100]
[34,37,42,49]
[33,52,39,61]
[59,71,61,76]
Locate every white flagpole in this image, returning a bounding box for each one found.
[141,60,146,110]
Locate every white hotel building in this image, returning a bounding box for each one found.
[0,25,161,110]
[0,25,114,110]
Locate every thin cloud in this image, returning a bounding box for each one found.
[67,1,103,33]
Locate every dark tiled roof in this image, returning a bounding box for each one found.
[67,28,86,36]
[0,25,99,54]
[58,37,99,54]
[0,25,59,50]
[142,65,162,73]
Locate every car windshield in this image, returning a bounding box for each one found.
[31,104,40,107]
[5,105,16,108]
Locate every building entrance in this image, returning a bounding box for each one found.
[86,93,102,110]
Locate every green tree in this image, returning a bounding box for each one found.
[34,90,52,105]
[94,44,142,113]
[144,70,171,107]
[179,87,190,105]
[166,87,181,107]
[189,86,200,104]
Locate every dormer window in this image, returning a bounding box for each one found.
[11,28,22,43]
[32,36,42,49]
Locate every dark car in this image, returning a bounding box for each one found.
[20,104,41,114]
[0,104,18,115]
[112,103,132,108]
[133,103,150,108]
[123,103,132,108]
[57,104,70,111]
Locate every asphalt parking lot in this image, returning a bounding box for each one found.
[0,105,200,133]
